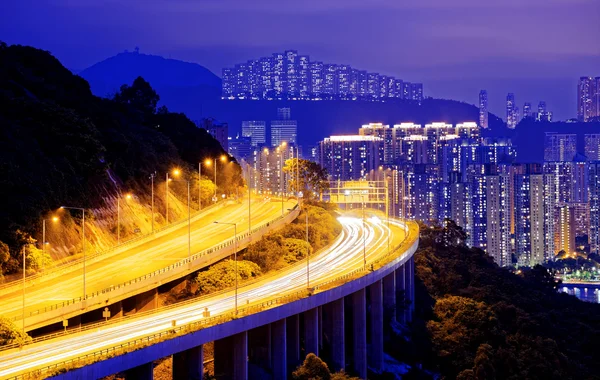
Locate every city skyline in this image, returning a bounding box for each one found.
[1,0,599,120]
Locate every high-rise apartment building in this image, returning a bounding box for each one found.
[544,133,577,162]
[271,108,297,147]
[359,123,392,164]
[513,165,550,266]
[585,134,600,161]
[577,76,600,122]
[222,50,424,101]
[537,101,553,122]
[486,173,512,266]
[479,90,489,128]
[589,162,600,255]
[241,121,267,147]
[506,93,518,129]
[523,102,533,119]
[200,119,229,151]
[318,135,382,181]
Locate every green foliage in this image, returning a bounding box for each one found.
[244,203,340,272]
[0,316,31,346]
[194,259,261,295]
[282,238,312,264]
[23,244,52,271]
[0,241,9,264]
[283,159,329,199]
[292,353,331,380]
[402,221,600,379]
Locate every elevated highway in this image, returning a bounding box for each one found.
[0,197,298,331]
[0,213,419,380]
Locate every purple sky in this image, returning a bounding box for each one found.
[1,0,599,120]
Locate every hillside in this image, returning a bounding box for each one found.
[79,50,221,98]
[0,42,236,277]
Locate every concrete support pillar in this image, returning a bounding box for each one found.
[405,259,414,322]
[287,314,300,371]
[304,307,319,357]
[214,336,233,379]
[271,318,287,380]
[318,306,323,350]
[368,280,384,372]
[124,362,153,380]
[409,256,415,319]
[172,345,204,380]
[233,331,248,380]
[382,271,396,323]
[248,324,271,370]
[396,263,407,324]
[352,288,367,380]
[329,298,345,372]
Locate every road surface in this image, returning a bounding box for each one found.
[0,212,413,379]
[0,198,297,322]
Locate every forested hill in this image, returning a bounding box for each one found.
[393,221,600,379]
[0,42,232,259]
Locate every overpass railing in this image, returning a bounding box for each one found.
[0,200,227,294]
[6,220,419,380]
[7,203,299,325]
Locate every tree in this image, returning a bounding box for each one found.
[283,159,329,200]
[194,260,261,295]
[0,316,31,347]
[292,353,331,380]
[114,76,159,115]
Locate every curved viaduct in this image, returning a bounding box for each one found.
[2,217,419,380]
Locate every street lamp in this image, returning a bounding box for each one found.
[171,171,192,265]
[166,169,181,225]
[149,172,156,233]
[60,206,87,299]
[214,221,238,315]
[278,142,287,216]
[360,194,366,270]
[206,156,228,203]
[116,193,132,245]
[41,216,59,270]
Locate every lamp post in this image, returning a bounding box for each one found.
[22,245,25,334]
[149,173,156,233]
[360,194,366,270]
[198,161,202,211]
[206,156,227,203]
[116,193,132,245]
[171,171,191,264]
[60,206,87,299]
[42,216,59,271]
[278,142,287,216]
[306,206,310,289]
[214,221,238,315]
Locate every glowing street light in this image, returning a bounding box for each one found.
[60,206,87,299]
[166,168,181,224]
[116,193,133,245]
[214,221,238,315]
[205,156,228,203]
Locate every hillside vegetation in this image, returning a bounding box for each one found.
[390,221,600,379]
[0,42,239,277]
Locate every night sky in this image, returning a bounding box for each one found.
[2,0,599,120]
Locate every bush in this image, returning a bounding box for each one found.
[283,238,312,264]
[194,260,261,295]
[0,316,31,347]
[292,353,331,380]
